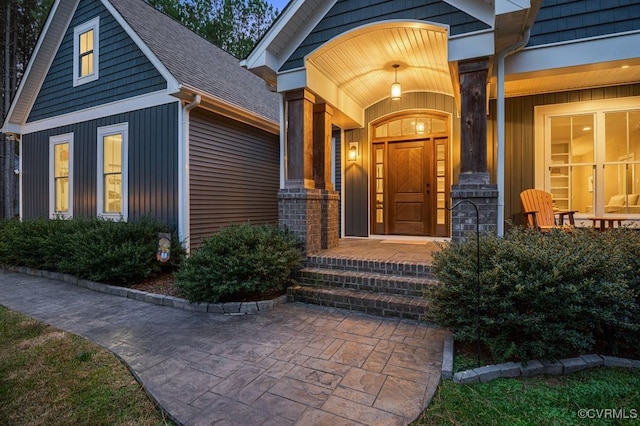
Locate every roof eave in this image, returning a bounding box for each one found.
[176,85,279,135]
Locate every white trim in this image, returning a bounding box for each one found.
[443,0,495,26]
[18,137,23,220]
[506,31,640,75]
[1,0,79,130]
[448,30,495,61]
[97,123,128,221]
[244,0,339,74]
[49,133,74,218]
[73,17,100,87]
[100,0,180,93]
[20,92,177,135]
[534,96,640,217]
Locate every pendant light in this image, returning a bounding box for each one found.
[391,64,401,100]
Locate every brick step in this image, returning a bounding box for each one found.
[305,255,434,278]
[287,285,430,320]
[297,267,438,298]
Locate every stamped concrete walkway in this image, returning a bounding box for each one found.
[0,270,445,425]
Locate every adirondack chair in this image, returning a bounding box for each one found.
[520,189,576,231]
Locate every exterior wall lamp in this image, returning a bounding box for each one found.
[391,64,401,100]
[348,142,358,161]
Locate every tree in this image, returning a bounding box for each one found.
[146,0,278,59]
[1,0,53,218]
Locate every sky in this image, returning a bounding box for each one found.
[269,0,290,13]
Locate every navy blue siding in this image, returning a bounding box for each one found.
[530,0,640,46]
[28,0,167,122]
[282,0,489,71]
[22,102,179,227]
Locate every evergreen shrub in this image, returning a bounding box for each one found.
[427,226,639,362]
[175,223,303,303]
[0,217,182,285]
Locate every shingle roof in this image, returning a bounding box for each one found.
[109,0,279,124]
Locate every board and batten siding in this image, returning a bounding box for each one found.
[343,92,457,236]
[282,0,489,71]
[22,102,179,225]
[189,109,280,249]
[28,0,166,122]
[489,83,640,228]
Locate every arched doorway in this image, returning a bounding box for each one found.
[371,113,450,237]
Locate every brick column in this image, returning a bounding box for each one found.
[322,191,340,250]
[450,184,498,241]
[279,188,323,255]
[451,58,497,241]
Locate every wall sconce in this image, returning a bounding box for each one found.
[390,64,401,100]
[348,142,358,161]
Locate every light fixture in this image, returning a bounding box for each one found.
[390,64,401,100]
[416,121,425,134]
[348,142,358,161]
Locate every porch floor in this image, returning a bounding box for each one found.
[312,238,444,265]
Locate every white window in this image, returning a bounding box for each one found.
[49,133,74,218]
[73,17,99,86]
[97,123,128,220]
[536,97,640,217]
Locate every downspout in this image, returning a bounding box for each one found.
[180,94,201,254]
[496,27,531,236]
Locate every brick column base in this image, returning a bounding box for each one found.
[278,188,323,255]
[450,183,498,242]
[322,190,340,250]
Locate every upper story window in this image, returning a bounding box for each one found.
[49,133,74,218]
[97,123,128,220]
[73,17,99,86]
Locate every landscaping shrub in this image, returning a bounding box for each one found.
[0,217,182,285]
[175,223,303,303]
[426,226,640,362]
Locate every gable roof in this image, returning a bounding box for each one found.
[2,0,279,134]
[108,0,279,124]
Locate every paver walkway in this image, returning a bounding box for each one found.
[0,270,445,425]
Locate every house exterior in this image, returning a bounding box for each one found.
[243,0,640,252]
[0,0,281,251]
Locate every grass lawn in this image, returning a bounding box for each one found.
[0,306,172,425]
[415,367,640,425]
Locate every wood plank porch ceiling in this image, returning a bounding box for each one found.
[306,23,454,109]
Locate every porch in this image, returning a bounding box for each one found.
[288,238,445,320]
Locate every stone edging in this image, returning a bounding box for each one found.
[1,265,287,315]
[439,335,640,383]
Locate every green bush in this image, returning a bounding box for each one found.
[175,223,303,303]
[427,226,640,362]
[0,217,183,285]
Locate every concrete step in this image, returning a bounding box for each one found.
[305,254,434,279]
[297,267,438,298]
[287,285,430,320]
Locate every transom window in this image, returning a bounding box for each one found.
[73,17,99,86]
[374,116,447,139]
[97,123,128,220]
[49,133,74,217]
[537,97,640,217]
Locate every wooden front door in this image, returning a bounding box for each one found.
[388,140,429,235]
[371,137,449,237]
